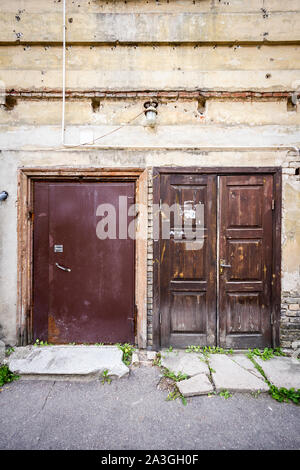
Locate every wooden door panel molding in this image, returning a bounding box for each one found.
[153,167,281,351]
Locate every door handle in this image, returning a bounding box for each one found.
[220,260,231,274]
[55,262,71,272]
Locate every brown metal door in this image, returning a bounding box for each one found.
[33,181,135,344]
[159,174,217,348]
[219,175,273,348]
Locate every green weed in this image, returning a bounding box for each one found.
[269,385,300,404]
[247,347,285,361]
[0,365,19,387]
[163,369,188,382]
[116,343,136,366]
[34,339,52,346]
[185,345,233,356]
[166,389,187,406]
[5,347,15,357]
[101,369,112,385]
[219,390,232,399]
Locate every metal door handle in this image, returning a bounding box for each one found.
[220,259,231,274]
[55,262,71,272]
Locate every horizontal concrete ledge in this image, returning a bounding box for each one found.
[19,146,298,153]
[1,125,299,150]
[4,147,296,154]
[3,90,293,100]
[1,41,300,47]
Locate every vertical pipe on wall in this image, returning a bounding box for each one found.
[62,0,66,145]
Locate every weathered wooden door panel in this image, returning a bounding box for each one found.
[33,181,135,344]
[159,174,217,347]
[219,175,273,348]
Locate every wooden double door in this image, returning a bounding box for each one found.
[154,169,280,349]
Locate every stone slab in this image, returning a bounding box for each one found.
[255,357,300,389]
[229,354,263,380]
[131,352,140,365]
[6,346,129,380]
[147,351,157,361]
[209,354,269,393]
[161,350,209,377]
[177,373,214,397]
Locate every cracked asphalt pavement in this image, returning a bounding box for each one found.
[0,366,299,450]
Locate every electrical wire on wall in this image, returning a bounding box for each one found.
[62,110,145,149]
[60,0,146,149]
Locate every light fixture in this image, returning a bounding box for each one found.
[0,191,8,201]
[144,100,158,127]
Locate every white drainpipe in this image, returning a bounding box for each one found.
[62,0,66,145]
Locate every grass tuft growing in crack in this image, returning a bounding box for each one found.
[247,347,285,361]
[166,388,187,406]
[219,389,232,399]
[269,385,300,404]
[101,369,112,385]
[185,345,233,356]
[34,339,53,347]
[247,351,299,405]
[153,352,162,367]
[163,369,188,382]
[5,347,15,357]
[154,361,188,406]
[116,343,136,366]
[163,368,188,405]
[0,365,19,387]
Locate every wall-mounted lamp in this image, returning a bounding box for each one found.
[0,191,8,201]
[291,91,300,106]
[144,100,158,127]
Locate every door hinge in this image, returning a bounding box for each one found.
[134,304,138,336]
[271,199,275,210]
[27,210,34,221]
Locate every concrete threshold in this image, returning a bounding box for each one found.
[5,345,129,381]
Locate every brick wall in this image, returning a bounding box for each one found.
[281,150,300,349]
[147,170,154,347]
[281,295,300,349]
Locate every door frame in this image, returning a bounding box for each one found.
[152,167,282,350]
[17,167,148,348]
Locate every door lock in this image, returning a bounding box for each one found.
[220,259,231,274]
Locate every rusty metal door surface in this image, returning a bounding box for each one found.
[33,182,135,344]
[219,175,273,349]
[156,170,275,349]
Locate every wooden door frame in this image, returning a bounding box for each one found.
[152,167,282,350]
[17,167,148,348]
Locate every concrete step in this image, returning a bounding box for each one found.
[6,345,129,381]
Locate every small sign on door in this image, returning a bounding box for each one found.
[54,245,63,253]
